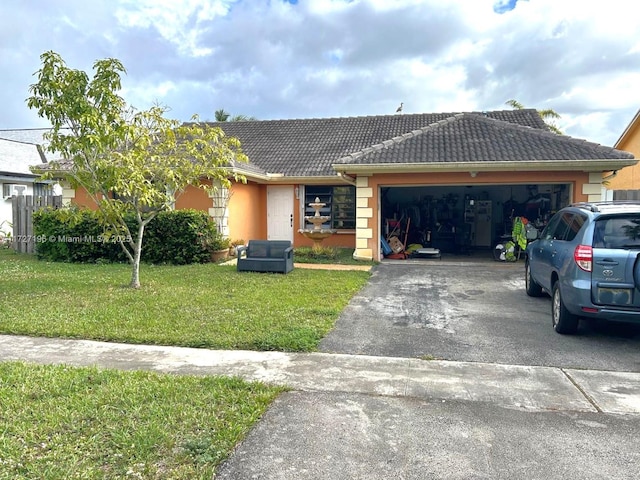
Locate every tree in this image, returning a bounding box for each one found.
[214,108,230,122]
[214,108,257,122]
[27,51,247,288]
[505,99,563,134]
[229,114,257,122]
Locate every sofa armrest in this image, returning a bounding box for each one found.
[284,246,293,259]
[236,245,248,258]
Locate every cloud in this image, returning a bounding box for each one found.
[2,0,640,147]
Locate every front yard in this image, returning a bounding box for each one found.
[0,249,370,351]
[0,250,371,478]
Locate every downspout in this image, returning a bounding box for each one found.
[601,170,618,201]
[337,172,357,185]
[602,170,618,182]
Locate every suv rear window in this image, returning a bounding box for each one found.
[593,215,640,248]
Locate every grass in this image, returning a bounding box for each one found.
[0,249,371,477]
[0,362,284,479]
[294,246,378,265]
[0,249,371,351]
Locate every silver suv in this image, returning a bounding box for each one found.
[525,202,640,334]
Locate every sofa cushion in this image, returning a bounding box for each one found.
[249,242,269,257]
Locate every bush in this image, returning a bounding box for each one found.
[34,207,214,264]
[33,207,127,263]
[143,210,212,265]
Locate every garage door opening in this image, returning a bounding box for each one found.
[380,183,570,258]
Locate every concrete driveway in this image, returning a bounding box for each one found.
[319,259,640,372]
[217,259,640,479]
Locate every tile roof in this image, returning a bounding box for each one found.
[6,110,632,179]
[335,113,635,166]
[206,109,633,177]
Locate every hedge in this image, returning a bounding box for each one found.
[33,207,216,264]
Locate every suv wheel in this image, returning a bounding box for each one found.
[552,282,579,334]
[525,260,543,297]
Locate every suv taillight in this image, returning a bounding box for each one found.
[574,245,592,272]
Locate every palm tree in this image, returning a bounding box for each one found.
[505,99,562,134]
[214,109,230,122]
[213,109,256,122]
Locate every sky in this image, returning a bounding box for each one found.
[1,0,640,147]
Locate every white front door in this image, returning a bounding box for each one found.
[267,186,294,241]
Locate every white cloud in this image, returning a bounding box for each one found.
[115,0,235,56]
[2,0,640,147]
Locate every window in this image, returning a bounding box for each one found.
[304,185,356,230]
[565,214,586,242]
[594,215,640,248]
[2,183,27,198]
[552,212,575,241]
[541,213,561,240]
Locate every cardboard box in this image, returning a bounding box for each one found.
[388,236,404,253]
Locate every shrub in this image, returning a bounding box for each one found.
[34,207,214,264]
[143,210,212,265]
[33,207,126,263]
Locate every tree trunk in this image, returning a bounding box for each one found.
[129,222,146,289]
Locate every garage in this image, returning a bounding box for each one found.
[380,182,571,256]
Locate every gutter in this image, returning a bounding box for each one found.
[331,159,638,174]
[0,173,38,182]
[230,165,358,185]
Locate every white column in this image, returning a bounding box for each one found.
[353,175,374,260]
[584,173,606,202]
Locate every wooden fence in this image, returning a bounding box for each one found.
[612,190,640,201]
[11,195,63,254]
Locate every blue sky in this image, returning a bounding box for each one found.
[1,0,639,147]
[493,0,520,14]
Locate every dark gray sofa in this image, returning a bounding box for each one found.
[236,240,294,274]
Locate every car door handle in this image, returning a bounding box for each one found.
[596,259,619,266]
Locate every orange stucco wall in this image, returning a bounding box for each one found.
[175,182,212,211]
[367,170,589,189]
[610,123,640,190]
[228,182,267,242]
[222,183,355,248]
[229,183,355,248]
[71,187,100,210]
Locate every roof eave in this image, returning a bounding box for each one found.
[231,165,353,185]
[331,159,638,174]
[0,173,39,182]
[614,109,640,148]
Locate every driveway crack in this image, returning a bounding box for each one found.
[561,368,602,413]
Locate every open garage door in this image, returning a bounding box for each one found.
[380,183,571,258]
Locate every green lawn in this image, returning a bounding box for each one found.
[0,249,371,478]
[0,249,370,351]
[0,362,284,479]
[294,246,378,265]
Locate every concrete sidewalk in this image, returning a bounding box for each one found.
[1,334,639,415]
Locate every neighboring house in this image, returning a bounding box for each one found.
[0,134,55,237]
[609,109,640,192]
[15,110,637,262]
